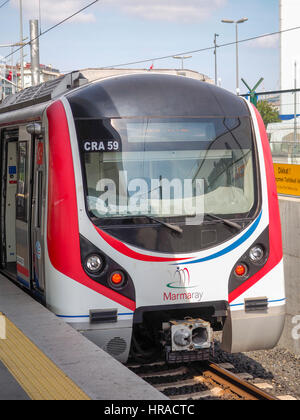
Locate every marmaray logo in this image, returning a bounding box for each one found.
[164,267,203,302]
[167,266,196,290]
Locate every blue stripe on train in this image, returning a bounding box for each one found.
[177,211,262,265]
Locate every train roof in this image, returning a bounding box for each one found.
[67,73,250,119]
[0,72,249,121]
[0,71,88,115]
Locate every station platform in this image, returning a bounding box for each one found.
[0,274,167,400]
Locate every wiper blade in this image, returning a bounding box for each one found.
[144,215,183,234]
[205,213,242,231]
[118,214,183,234]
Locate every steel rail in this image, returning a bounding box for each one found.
[131,360,278,400]
[204,362,277,400]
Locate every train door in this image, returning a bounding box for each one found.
[31,133,46,293]
[1,125,46,295]
[0,130,18,276]
[15,126,33,288]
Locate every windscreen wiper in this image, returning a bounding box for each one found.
[119,214,183,234]
[95,214,183,234]
[144,215,183,234]
[205,213,242,231]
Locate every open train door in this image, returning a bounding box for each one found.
[0,129,18,274]
[1,123,45,295]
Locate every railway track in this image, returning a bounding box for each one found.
[129,361,278,400]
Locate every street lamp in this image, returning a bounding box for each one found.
[173,55,192,70]
[19,0,24,90]
[221,17,248,95]
[214,33,219,85]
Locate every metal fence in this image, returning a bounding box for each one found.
[250,90,300,164]
[270,141,300,164]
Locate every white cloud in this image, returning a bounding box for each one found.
[248,33,279,49]
[104,0,227,23]
[12,0,227,24]
[11,0,96,24]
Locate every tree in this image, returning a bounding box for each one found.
[256,100,280,126]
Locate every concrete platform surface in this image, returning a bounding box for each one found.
[0,275,167,400]
[0,361,29,400]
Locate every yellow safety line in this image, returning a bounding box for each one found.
[0,313,90,400]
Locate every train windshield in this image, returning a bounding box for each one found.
[76,117,257,222]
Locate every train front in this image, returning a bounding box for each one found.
[59,74,285,362]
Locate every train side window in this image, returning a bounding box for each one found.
[16,142,28,222]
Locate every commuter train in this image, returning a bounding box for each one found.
[0,72,285,363]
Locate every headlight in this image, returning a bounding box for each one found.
[85,254,104,274]
[249,245,264,263]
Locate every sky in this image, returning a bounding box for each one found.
[0,0,281,94]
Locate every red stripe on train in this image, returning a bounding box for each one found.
[46,100,136,311]
[228,105,283,304]
[96,227,193,262]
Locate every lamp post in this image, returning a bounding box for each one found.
[214,33,219,85]
[221,17,248,95]
[19,0,24,90]
[173,55,192,70]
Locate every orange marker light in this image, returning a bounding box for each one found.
[235,264,246,276]
[111,272,123,285]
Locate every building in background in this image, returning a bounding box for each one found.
[0,64,17,98]
[0,62,61,101]
[280,0,300,120]
[80,68,214,84]
[1,65,213,102]
[23,63,61,89]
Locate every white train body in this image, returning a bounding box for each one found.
[0,73,285,362]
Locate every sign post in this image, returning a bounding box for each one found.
[241,78,264,106]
